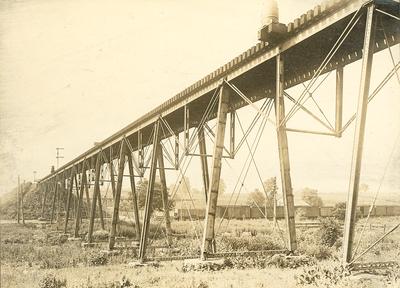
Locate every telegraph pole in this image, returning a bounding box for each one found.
[33,171,37,183]
[56,148,64,169]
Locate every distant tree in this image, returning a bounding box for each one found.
[301,187,323,207]
[247,189,265,207]
[332,202,346,221]
[137,178,174,212]
[332,201,361,221]
[263,177,278,207]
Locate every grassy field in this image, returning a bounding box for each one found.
[1,216,399,288]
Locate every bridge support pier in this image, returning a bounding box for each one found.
[40,182,48,219]
[201,84,230,259]
[50,178,58,224]
[335,66,344,137]
[198,126,210,203]
[75,164,87,237]
[85,177,91,218]
[109,140,128,250]
[343,4,376,264]
[88,154,103,243]
[127,151,141,240]
[157,142,172,246]
[138,121,161,262]
[64,171,75,233]
[275,53,297,252]
[109,158,116,199]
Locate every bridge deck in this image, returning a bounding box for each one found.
[40,0,399,182]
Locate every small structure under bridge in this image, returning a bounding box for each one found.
[37,0,400,266]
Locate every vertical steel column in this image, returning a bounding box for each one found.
[109,140,127,250]
[138,130,144,170]
[73,175,79,220]
[88,154,102,243]
[275,53,297,252]
[110,159,116,199]
[230,112,235,158]
[201,85,230,258]
[64,172,75,233]
[198,126,210,202]
[50,177,58,224]
[61,179,67,212]
[127,152,141,240]
[97,179,105,230]
[74,163,87,237]
[41,182,48,219]
[184,105,190,154]
[156,142,172,245]
[343,4,376,264]
[174,133,179,169]
[138,121,161,262]
[335,66,344,137]
[85,175,91,218]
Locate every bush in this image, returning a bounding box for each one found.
[296,262,349,287]
[332,202,346,220]
[317,218,342,247]
[91,230,109,241]
[301,243,333,260]
[38,273,67,288]
[87,251,108,266]
[267,254,314,269]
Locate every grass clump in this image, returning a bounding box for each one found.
[75,276,138,288]
[38,273,67,288]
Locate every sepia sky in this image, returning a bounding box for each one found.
[0,0,399,204]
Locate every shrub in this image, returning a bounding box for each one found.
[301,243,333,260]
[296,262,349,287]
[38,273,67,288]
[87,251,108,266]
[91,230,109,241]
[317,218,342,247]
[332,202,346,220]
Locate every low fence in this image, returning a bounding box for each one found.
[174,205,400,220]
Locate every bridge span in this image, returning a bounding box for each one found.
[37,0,399,265]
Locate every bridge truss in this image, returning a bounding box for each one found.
[37,0,399,265]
